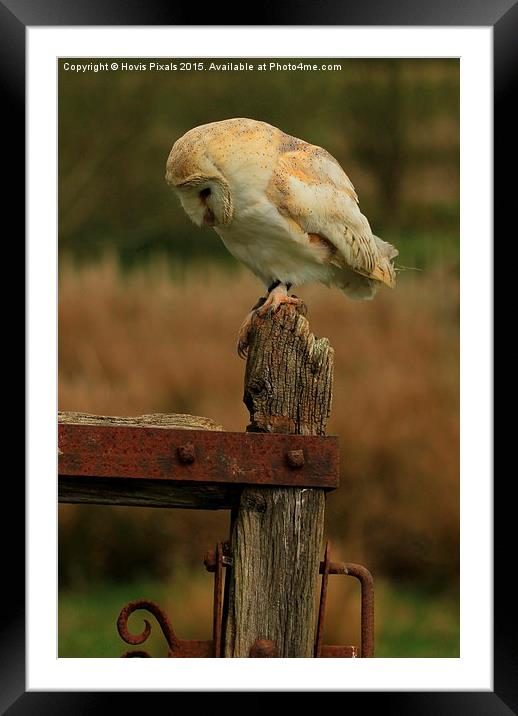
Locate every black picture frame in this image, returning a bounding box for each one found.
[10,0,505,712]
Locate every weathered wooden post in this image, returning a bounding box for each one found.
[224,303,334,657]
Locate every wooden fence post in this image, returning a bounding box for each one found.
[223,303,334,657]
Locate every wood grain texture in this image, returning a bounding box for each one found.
[58,411,224,431]
[59,477,239,510]
[224,304,333,657]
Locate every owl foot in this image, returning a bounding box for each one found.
[237,287,303,359]
[256,283,301,317]
[237,311,255,359]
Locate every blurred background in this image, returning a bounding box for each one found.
[58,58,459,657]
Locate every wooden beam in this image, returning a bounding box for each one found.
[59,477,239,510]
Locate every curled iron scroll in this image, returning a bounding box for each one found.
[117,599,180,657]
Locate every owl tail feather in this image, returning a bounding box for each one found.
[371,235,399,288]
[338,234,398,299]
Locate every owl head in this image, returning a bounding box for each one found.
[165,132,234,228]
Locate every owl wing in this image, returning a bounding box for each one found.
[267,144,397,287]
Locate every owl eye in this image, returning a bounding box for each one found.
[199,187,211,199]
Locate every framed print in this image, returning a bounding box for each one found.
[11,0,506,711]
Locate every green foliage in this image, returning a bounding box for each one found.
[59,58,459,269]
[58,576,459,658]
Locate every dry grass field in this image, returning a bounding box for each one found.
[58,254,459,655]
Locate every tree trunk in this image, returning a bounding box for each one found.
[224,304,334,657]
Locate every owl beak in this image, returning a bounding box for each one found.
[203,207,216,226]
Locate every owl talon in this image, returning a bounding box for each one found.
[237,308,258,359]
[237,288,303,358]
[256,293,302,317]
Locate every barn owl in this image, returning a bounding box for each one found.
[165,118,398,357]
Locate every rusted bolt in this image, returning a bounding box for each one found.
[177,442,195,464]
[204,549,216,572]
[204,548,232,572]
[286,449,304,468]
[249,639,277,657]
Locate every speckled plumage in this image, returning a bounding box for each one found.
[165,118,398,300]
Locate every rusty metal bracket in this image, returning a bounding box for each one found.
[315,541,374,658]
[118,542,228,657]
[205,540,374,657]
[59,423,340,491]
[118,599,214,657]
[119,540,374,658]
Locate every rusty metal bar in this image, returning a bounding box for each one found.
[59,423,339,490]
[212,542,224,657]
[314,541,331,657]
[317,542,375,658]
[117,599,214,658]
[336,562,374,658]
[117,599,180,651]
